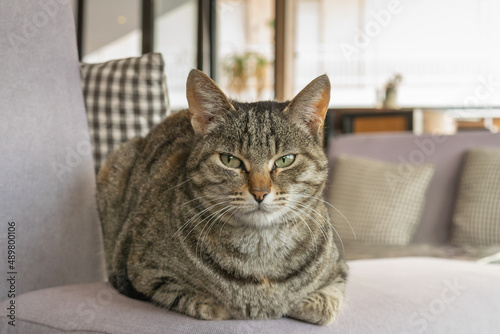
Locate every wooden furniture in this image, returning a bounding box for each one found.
[323,108,412,149]
[342,109,413,134]
[327,107,500,137]
[457,119,500,131]
[327,108,413,135]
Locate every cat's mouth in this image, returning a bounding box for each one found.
[248,206,268,213]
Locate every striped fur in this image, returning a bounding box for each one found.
[97,70,348,325]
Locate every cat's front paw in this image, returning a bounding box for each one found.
[179,296,231,321]
[194,301,231,321]
[288,284,345,326]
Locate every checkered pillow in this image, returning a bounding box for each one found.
[452,148,500,246]
[81,53,171,173]
[328,155,435,245]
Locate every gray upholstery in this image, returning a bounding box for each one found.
[0,0,105,299]
[327,132,500,244]
[1,258,500,334]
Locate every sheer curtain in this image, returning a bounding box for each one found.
[293,0,500,107]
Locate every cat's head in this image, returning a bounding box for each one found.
[185,69,330,228]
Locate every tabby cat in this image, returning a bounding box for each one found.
[96,69,348,326]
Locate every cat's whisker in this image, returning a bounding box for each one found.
[181,194,213,207]
[183,197,231,218]
[279,201,319,253]
[173,199,232,239]
[291,192,356,239]
[181,200,231,238]
[288,199,343,253]
[183,196,232,213]
[218,205,245,237]
[287,199,344,255]
[174,204,216,239]
[199,205,235,256]
[162,177,193,194]
[188,200,231,240]
[289,193,357,239]
[184,205,226,249]
[195,205,233,258]
[286,200,333,236]
[199,205,232,240]
[275,205,298,231]
[286,206,319,254]
[286,201,328,253]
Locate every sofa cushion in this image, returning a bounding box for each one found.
[81,53,171,173]
[1,258,499,333]
[327,132,500,244]
[328,155,434,245]
[451,148,500,246]
[0,0,105,299]
[342,243,500,263]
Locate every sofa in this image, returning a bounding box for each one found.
[1,2,500,333]
[327,132,500,263]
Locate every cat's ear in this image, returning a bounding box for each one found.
[284,74,330,136]
[186,69,235,135]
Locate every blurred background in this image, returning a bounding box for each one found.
[73,0,500,135]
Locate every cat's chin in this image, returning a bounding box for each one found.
[234,208,284,229]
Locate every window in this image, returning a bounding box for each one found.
[155,0,197,109]
[76,0,500,109]
[217,0,275,101]
[82,0,141,63]
[293,0,500,107]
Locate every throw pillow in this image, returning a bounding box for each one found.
[81,53,171,173]
[451,148,500,246]
[328,155,435,245]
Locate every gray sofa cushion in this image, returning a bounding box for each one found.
[0,0,105,299]
[327,132,500,244]
[2,258,499,333]
[342,243,500,263]
[329,155,434,245]
[451,148,500,246]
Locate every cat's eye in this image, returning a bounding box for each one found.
[220,153,242,168]
[274,154,296,168]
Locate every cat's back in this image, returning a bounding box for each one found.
[143,109,194,158]
[97,108,193,203]
[97,109,194,269]
[138,109,195,186]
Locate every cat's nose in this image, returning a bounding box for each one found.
[250,189,269,203]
